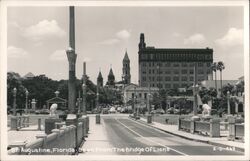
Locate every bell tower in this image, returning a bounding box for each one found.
[122,50,131,84]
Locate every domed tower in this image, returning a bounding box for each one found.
[138,33,146,50]
[122,50,131,84]
[97,70,103,87]
[107,67,115,86]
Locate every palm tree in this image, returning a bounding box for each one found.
[217,61,225,96]
[211,62,218,92]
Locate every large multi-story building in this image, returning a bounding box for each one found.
[138,33,213,89]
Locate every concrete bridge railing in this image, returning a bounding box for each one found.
[178,118,220,137]
[228,116,244,142]
[8,115,90,155]
[10,115,30,130]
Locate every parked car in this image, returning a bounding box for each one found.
[109,107,116,113]
[155,108,165,114]
[102,108,109,114]
[166,108,174,114]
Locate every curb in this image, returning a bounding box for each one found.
[129,117,245,153]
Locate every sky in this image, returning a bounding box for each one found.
[7,6,244,84]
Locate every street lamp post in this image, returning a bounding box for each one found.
[25,89,29,115]
[82,83,87,115]
[13,88,17,116]
[227,91,231,115]
[192,84,199,116]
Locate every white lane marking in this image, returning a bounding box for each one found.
[115,118,188,156]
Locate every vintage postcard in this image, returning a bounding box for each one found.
[0,0,249,161]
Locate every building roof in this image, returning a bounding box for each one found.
[97,71,103,79]
[46,97,67,103]
[140,47,213,53]
[23,72,35,79]
[108,68,114,76]
[123,51,130,61]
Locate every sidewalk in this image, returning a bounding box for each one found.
[8,125,45,146]
[134,117,244,152]
[80,115,116,155]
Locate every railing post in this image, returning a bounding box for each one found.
[178,117,181,130]
[96,114,100,124]
[147,114,152,124]
[210,118,220,137]
[38,118,42,130]
[45,117,61,134]
[10,116,18,130]
[228,116,236,141]
[190,120,195,134]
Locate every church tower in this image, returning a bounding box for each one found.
[122,50,131,84]
[106,67,115,87]
[97,70,103,87]
[138,33,146,50]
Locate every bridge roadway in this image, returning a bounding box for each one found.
[80,115,243,156]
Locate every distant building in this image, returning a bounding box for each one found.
[23,72,35,79]
[97,70,103,87]
[122,51,131,84]
[138,33,213,90]
[106,67,115,87]
[123,84,159,104]
[200,80,238,90]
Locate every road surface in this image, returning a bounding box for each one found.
[82,115,243,155]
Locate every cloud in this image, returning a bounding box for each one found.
[23,20,66,41]
[49,50,66,61]
[172,32,181,37]
[116,30,131,40]
[215,28,243,48]
[99,38,120,45]
[83,57,92,62]
[8,46,29,58]
[99,29,131,45]
[184,33,206,45]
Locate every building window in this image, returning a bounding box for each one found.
[174,70,179,74]
[152,69,155,74]
[181,76,187,81]
[198,69,204,74]
[152,83,155,87]
[149,69,151,74]
[165,70,171,74]
[142,70,146,74]
[142,62,146,66]
[198,62,203,67]
[139,93,142,98]
[189,70,194,74]
[198,76,204,81]
[190,76,194,81]
[182,63,187,67]
[165,84,171,88]
[149,77,151,81]
[165,63,171,67]
[182,84,187,88]
[173,84,179,89]
[152,77,155,81]
[207,62,211,67]
[181,69,187,74]
[144,93,147,99]
[189,63,194,67]
[173,63,180,67]
[173,76,179,81]
[165,76,171,81]
[142,77,146,81]
[132,93,134,98]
